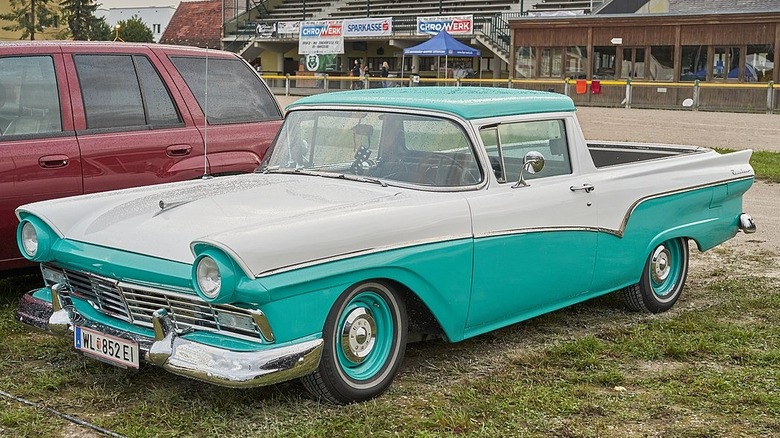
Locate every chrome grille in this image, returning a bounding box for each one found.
[64,270,132,322]
[46,265,263,343]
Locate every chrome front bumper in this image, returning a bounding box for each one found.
[15,284,323,388]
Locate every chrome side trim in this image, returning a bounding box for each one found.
[615,176,754,238]
[477,176,754,240]
[476,226,600,239]
[15,286,323,389]
[253,176,753,277]
[253,233,473,277]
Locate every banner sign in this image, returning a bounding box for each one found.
[416,15,473,35]
[343,17,393,37]
[304,54,338,72]
[277,21,299,35]
[299,20,344,54]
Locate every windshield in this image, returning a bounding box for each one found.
[265,110,482,188]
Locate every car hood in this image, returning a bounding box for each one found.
[18,173,473,277]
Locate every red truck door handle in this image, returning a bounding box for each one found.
[166,144,192,157]
[38,155,69,168]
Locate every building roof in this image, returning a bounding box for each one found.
[160,0,221,49]
[669,0,780,13]
[287,87,576,120]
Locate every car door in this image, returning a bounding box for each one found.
[0,49,82,269]
[62,46,206,193]
[465,118,598,331]
[165,53,283,174]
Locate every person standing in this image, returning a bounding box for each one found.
[351,60,362,89]
[380,61,390,87]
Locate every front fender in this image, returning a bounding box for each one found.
[254,239,474,344]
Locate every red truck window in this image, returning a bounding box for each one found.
[169,56,282,125]
[74,54,182,130]
[0,56,62,136]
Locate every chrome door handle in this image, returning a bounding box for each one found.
[570,183,595,193]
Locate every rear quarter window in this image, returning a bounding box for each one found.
[0,55,62,137]
[170,56,282,125]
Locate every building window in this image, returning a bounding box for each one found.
[153,24,161,33]
[620,47,645,79]
[515,47,535,78]
[539,47,563,78]
[593,46,616,80]
[565,46,587,79]
[713,47,740,80]
[648,46,674,81]
[746,45,774,82]
[680,45,707,81]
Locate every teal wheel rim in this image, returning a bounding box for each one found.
[336,291,394,381]
[649,239,684,300]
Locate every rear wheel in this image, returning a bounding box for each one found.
[622,238,689,313]
[302,281,407,404]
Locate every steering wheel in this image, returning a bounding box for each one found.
[423,154,480,186]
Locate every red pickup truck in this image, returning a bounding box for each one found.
[0,42,283,272]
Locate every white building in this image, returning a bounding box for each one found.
[96,5,177,42]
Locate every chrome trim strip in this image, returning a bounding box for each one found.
[254,176,754,277]
[476,176,754,240]
[254,233,473,277]
[476,226,600,239]
[15,287,323,389]
[615,176,754,238]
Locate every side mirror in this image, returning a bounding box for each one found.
[513,151,545,188]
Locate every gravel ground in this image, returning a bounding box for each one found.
[275,94,778,258]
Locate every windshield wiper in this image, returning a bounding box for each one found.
[263,166,388,187]
[337,173,388,187]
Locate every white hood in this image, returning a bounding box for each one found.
[19,173,473,277]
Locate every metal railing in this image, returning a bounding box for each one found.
[259,73,779,113]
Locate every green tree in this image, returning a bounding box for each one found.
[88,15,111,41]
[116,15,154,43]
[0,0,59,40]
[60,0,98,40]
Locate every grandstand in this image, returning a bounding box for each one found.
[250,0,606,21]
[222,0,610,76]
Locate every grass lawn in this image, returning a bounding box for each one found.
[1,246,778,437]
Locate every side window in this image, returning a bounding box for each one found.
[134,56,180,126]
[74,54,181,130]
[75,55,145,129]
[483,119,571,184]
[0,56,62,137]
[170,56,282,125]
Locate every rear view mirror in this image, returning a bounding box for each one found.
[513,151,545,188]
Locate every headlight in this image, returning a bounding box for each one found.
[196,256,221,299]
[16,217,55,262]
[192,247,242,304]
[21,222,38,257]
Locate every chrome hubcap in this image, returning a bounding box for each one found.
[341,307,377,364]
[651,245,671,283]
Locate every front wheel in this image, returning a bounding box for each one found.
[302,281,407,404]
[621,238,689,313]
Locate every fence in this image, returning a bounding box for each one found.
[259,74,780,114]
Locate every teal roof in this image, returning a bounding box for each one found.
[286,87,575,120]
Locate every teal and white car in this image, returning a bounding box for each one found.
[15,87,756,404]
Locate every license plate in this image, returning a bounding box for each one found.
[74,326,139,369]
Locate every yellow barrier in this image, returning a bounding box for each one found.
[259,73,777,113]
